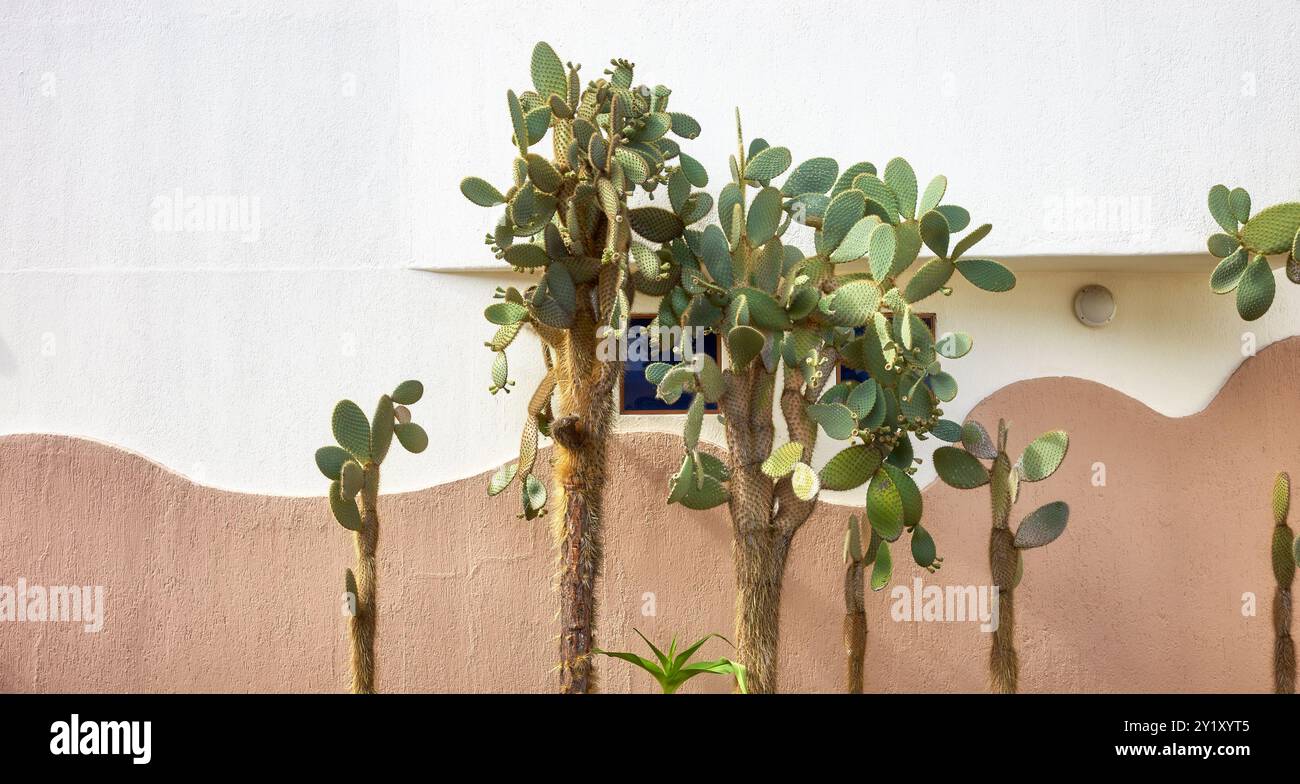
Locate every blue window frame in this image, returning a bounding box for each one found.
[621,315,721,414]
[838,313,937,384]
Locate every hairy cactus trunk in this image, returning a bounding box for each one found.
[734,526,791,694]
[843,561,866,694]
[1274,585,1295,693]
[350,465,379,694]
[549,308,614,694]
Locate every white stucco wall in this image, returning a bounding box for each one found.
[2,0,1299,495]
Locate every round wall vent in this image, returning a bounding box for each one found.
[1074,285,1116,327]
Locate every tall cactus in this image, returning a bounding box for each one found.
[1204,184,1299,320]
[933,419,1069,693]
[649,115,1013,691]
[464,43,707,693]
[314,381,427,694]
[1274,472,1296,693]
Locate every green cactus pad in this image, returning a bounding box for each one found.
[697,224,734,287]
[315,446,351,480]
[919,210,950,259]
[696,354,724,402]
[332,400,372,463]
[1207,185,1237,233]
[391,380,423,406]
[1235,254,1275,321]
[526,154,563,193]
[340,459,363,498]
[761,442,804,478]
[933,446,990,488]
[866,467,904,542]
[728,325,765,370]
[669,112,701,139]
[745,146,792,181]
[790,462,820,501]
[460,177,505,207]
[820,280,881,327]
[394,422,428,454]
[1209,248,1248,294]
[485,302,529,325]
[1013,500,1069,549]
[683,395,705,449]
[532,264,577,328]
[678,152,709,188]
[919,175,947,215]
[869,539,893,591]
[821,190,866,250]
[845,379,878,419]
[1243,203,1300,254]
[746,187,783,246]
[529,42,567,98]
[523,474,547,519]
[831,162,876,197]
[955,258,1015,292]
[829,217,877,263]
[928,371,957,402]
[1018,430,1069,481]
[883,158,918,219]
[934,204,970,232]
[614,148,649,183]
[930,419,963,442]
[679,473,729,510]
[329,480,363,531]
[507,90,529,154]
[1274,525,1295,586]
[371,395,395,464]
[502,243,550,269]
[883,462,922,527]
[936,331,972,359]
[961,420,998,459]
[1275,472,1291,526]
[1207,232,1240,258]
[1229,187,1251,223]
[488,462,518,496]
[807,402,858,440]
[910,524,937,568]
[904,258,954,303]
[867,224,897,282]
[950,224,992,262]
[628,207,685,243]
[782,157,838,197]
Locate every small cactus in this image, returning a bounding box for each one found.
[1204,184,1300,320]
[1274,472,1296,693]
[314,380,426,694]
[933,419,1070,694]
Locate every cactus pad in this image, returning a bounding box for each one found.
[1243,203,1300,255]
[332,400,372,463]
[1013,501,1069,549]
[934,446,990,488]
[1018,430,1069,482]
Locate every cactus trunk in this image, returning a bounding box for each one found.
[988,449,1018,694]
[549,306,615,694]
[1274,585,1295,693]
[350,464,379,694]
[844,560,866,693]
[733,526,791,694]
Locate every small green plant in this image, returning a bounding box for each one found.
[1204,184,1299,320]
[1274,472,1296,693]
[314,380,427,694]
[933,418,1069,694]
[596,630,749,694]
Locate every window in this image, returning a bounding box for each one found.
[838,313,937,384]
[620,315,721,414]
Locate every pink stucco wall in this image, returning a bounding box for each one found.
[4,338,1300,693]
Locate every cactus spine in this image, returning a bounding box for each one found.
[650,115,1012,691]
[1273,472,1295,693]
[934,419,1070,693]
[466,43,705,692]
[314,381,426,693]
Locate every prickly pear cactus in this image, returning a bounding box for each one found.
[313,380,426,693]
[933,418,1070,694]
[1205,184,1299,320]
[463,42,708,694]
[1274,472,1296,693]
[646,114,1014,692]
